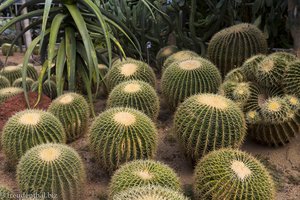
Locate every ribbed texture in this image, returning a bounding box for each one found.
[0,75,10,89]
[0,66,22,84]
[162,50,198,72]
[283,61,300,98]
[17,143,86,200]
[0,87,23,103]
[224,67,248,83]
[0,185,13,200]
[208,23,268,76]
[156,45,179,70]
[12,77,35,91]
[1,43,14,56]
[241,54,266,82]
[31,80,57,99]
[18,63,39,80]
[194,149,275,200]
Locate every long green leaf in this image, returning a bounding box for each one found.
[55,39,66,96]
[0,0,15,13]
[65,26,76,91]
[39,0,53,52]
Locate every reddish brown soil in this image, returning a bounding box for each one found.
[0,92,51,131]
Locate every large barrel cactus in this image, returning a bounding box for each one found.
[241,54,266,82]
[17,143,86,200]
[0,87,23,103]
[208,23,268,76]
[0,65,22,84]
[106,59,156,91]
[194,149,275,200]
[17,63,38,80]
[89,107,157,172]
[0,185,13,200]
[162,50,199,72]
[174,94,246,161]
[283,60,300,98]
[1,109,66,164]
[107,80,160,120]
[224,67,247,83]
[112,186,188,200]
[161,57,222,110]
[156,45,179,70]
[0,75,10,89]
[48,93,89,142]
[12,77,35,91]
[109,160,181,197]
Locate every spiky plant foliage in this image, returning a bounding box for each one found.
[271,51,297,63]
[17,63,38,80]
[0,185,13,200]
[1,109,66,164]
[256,54,290,87]
[111,57,135,67]
[17,143,86,200]
[241,54,266,82]
[109,160,181,197]
[106,59,156,92]
[161,58,222,110]
[194,149,275,200]
[0,87,23,103]
[156,45,179,69]
[0,75,10,89]
[112,186,188,200]
[208,23,268,76]
[0,65,22,84]
[31,80,57,99]
[224,67,247,83]
[48,93,89,142]
[107,80,160,120]
[174,94,246,160]
[1,43,14,56]
[162,50,199,72]
[283,60,300,98]
[12,77,35,91]
[89,107,157,172]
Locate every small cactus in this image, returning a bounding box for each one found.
[106,59,156,91]
[17,63,38,80]
[1,109,66,164]
[107,80,160,120]
[1,43,15,56]
[0,65,22,84]
[174,94,246,160]
[0,185,13,200]
[194,149,275,200]
[89,107,157,172]
[241,54,266,82]
[224,67,248,83]
[0,75,10,89]
[31,80,57,99]
[109,160,181,197]
[48,93,90,142]
[156,45,179,70]
[17,143,86,200]
[208,23,268,76]
[161,58,222,110]
[0,87,23,103]
[12,77,35,91]
[112,186,188,200]
[283,60,300,98]
[162,50,198,72]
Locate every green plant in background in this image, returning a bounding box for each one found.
[12,77,34,91]
[48,92,90,142]
[109,160,181,198]
[0,65,22,84]
[1,109,66,164]
[0,87,23,103]
[0,185,13,200]
[1,43,15,56]
[17,143,86,200]
[31,79,57,99]
[194,149,276,200]
[174,93,246,161]
[0,75,10,89]
[17,63,39,81]
[112,185,188,200]
[89,107,157,172]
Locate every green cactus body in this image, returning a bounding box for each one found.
[161,58,222,110]
[89,107,157,172]
[0,87,23,103]
[208,23,268,76]
[271,51,297,63]
[31,80,57,99]
[241,54,266,82]
[106,59,156,92]
[162,50,199,72]
[12,77,35,91]
[17,143,86,200]
[224,67,248,83]
[1,43,14,56]
[194,149,275,200]
[17,63,39,80]
[109,160,181,198]
[1,109,66,164]
[112,186,188,200]
[48,93,89,142]
[283,61,300,98]
[0,75,10,89]
[156,45,179,69]
[33,44,40,55]
[174,94,246,161]
[111,57,135,67]
[0,185,13,200]
[107,80,160,120]
[0,65,22,84]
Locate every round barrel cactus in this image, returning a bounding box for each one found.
[162,50,198,72]
[31,80,57,99]
[106,59,156,91]
[107,80,160,120]
[17,143,86,200]
[17,63,38,80]
[271,51,297,63]
[174,93,246,160]
[113,186,188,200]
[109,160,181,197]
[224,67,247,83]
[48,93,89,142]
[0,65,22,84]
[208,23,268,76]
[1,43,14,56]
[0,87,23,103]
[161,57,222,110]
[0,75,10,89]
[156,45,179,69]
[194,149,275,200]
[283,60,300,98]
[0,185,13,200]
[1,109,66,164]
[12,77,35,91]
[241,54,266,82]
[89,107,157,172]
